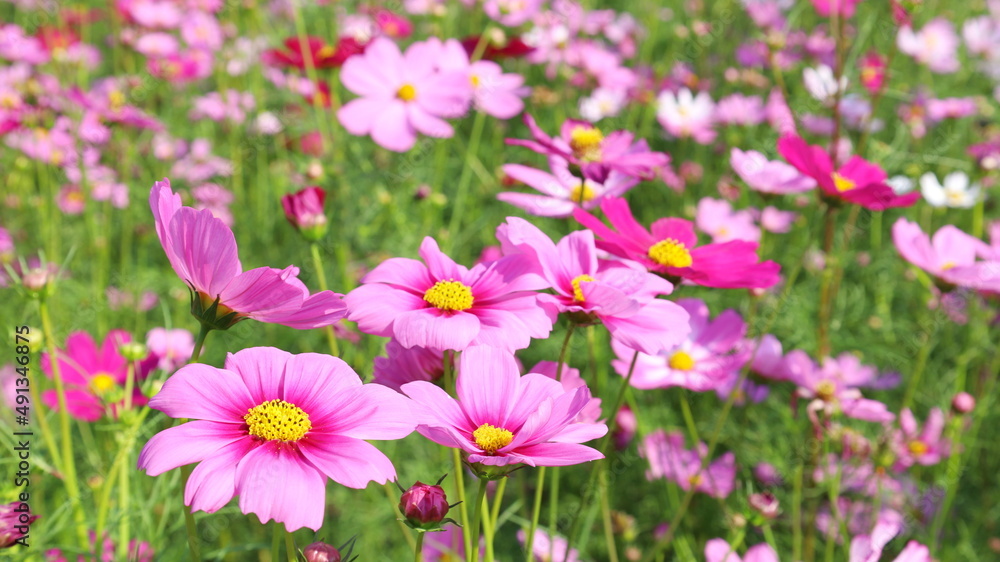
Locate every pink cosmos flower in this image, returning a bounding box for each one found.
[530,361,602,424]
[432,38,529,120]
[725,159,774,199]
[892,408,948,469]
[281,186,328,240]
[498,160,639,218]
[859,52,887,94]
[372,339,444,392]
[926,97,977,121]
[337,37,471,152]
[507,114,669,182]
[786,351,896,424]
[696,198,760,243]
[574,197,781,289]
[517,528,580,562]
[169,139,232,183]
[810,0,861,18]
[150,179,347,329]
[898,19,960,74]
[497,217,690,354]
[611,298,745,392]
[777,136,920,210]
[759,207,797,233]
[714,94,766,127]
[145,327,194,372]
[765,88,798,136]
[891,218,996,290]
[402,346,607,470]
[641,430,736,498]
[41,330,155,422]
[346,237,555,352]
[44,531,154,561]
[137,347,416,531]
[423,527,483,561]
[705,539,778,562]
[485,0,543,27]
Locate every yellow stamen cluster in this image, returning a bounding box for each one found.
[815,380,836,401]
[569,182,596,204]
[647,239,694,268]
[473,423,513,453]
[832,172,856,192]
[397,83,417,102]
[668,351,695,371]
[470,74,481,88]
[687,474,704,487]
[571,274,595,302]
[89,373,117,395]
[244,399,312,442]
[316,45,337,59]
[569,126,604,162]
[908,441,929,456]
[423,280,475,312]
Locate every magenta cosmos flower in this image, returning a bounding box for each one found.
[402,346,607,472]
[498,217,690,354]
[610,298,745,391]
[777,136,920,210]
[337,37,471,152]
[892,408,948,469]
[497,159,639,218]
[138,347,415,531]
[346,237,556,352]
[151,179,347,330]
[641,430,736,498]
[41,330,155,422]
[574,197,780,289]
[507,114,669,183]
[705,539,778,562]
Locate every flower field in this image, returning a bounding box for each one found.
[1,0,999,560]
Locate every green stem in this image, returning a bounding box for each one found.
[446,108,488,253]
[469,478,489,562]
[679,392,700,444]
[271,522,282,562]
[182,464,203,561]
[310,242,340,357]
[486,477,506,562]
[285,527,297,562]
[599,472,619,562]
[190,323,211,363]
[817,204,839,358]
[385,483,417,550]
[39,300,87,548]
[555,324,576,382]
[525,466,547,562]
[415,532,425,562]
[547,467,560,560]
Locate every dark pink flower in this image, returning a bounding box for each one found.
[574,197,781,289]
[641,430,736,498]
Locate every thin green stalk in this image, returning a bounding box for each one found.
[190,323,211,363]
[679,392,700,444]
[900,318,938,412]
[310,242,340,356]
[524,465,547,562]
[39,300,87,548]
[181,323,212,561]
[470,478,489,562]
[599,471,619,562]
[415,532,425,562]
[446,109,488,253]
[117,363,136,560]
[547,467,560,560]
[817,204,839,358]
[271,522,282,562]
[285,527,297,562]
[384,483,417,550]
[555,324,576,382]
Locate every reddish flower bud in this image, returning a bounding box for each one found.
[399,481,450,527]
[749,492,779,519]
[303,542,341,562]
[952,392,975,414]
[0,501,38,548]
[281,187,328,241]
[859,52,887,95]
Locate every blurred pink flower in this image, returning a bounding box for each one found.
[898,19,960,73]
[892,408,949,469]
[714,93,765,127]
[730,148,816,194]
[337,37,471,152]
[696,197,760,243]
[656,88,716,144]
[705,538,778,562]
[145,328,195,372]
[498,160,639,217]
[372,339,444,392]
[760,206,797,233]
[641,429,736,498]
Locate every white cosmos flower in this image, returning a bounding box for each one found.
[886,175,915,195]
[920,171,981,208]
[579,87,626,122]
[803,65,847,104]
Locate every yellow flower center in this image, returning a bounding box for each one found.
[668,351,695,371]
[470,74,480,88]
[473,423,513,453]
[816,380,836,401]
[569,126,604,162]
[648,239,694,268]
[861,67,878,84]
[89,373,117,394]
[316,45,336,59]
[244,399,312,442]
[571,274,595,302]
[908,440,929,456]
[832,172,856,192]
[940,261,956,271]
[423,280,474,312]
[397,83,417,102]
[108,89,125,110]
[569,181,596,204]
[688,473,703,487]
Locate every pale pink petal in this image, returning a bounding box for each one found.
[148,364,255,422]
[184,436,256,513]
[299,434,397,488]
[235,441,326,531]
[138,420,247,476]
[457,346,519,426]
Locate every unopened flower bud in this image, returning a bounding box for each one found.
[952,392,975,414]
[281,187,328,241]
[0,501,38,548]
[399,481,449,527]
[303,541,341,562]
[749,492,779,519]
[754,462,781,487]
[119,342,148,362]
